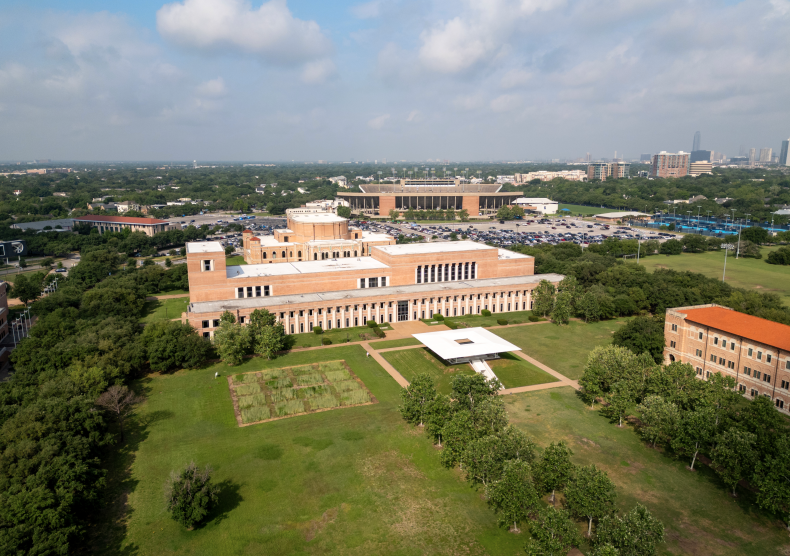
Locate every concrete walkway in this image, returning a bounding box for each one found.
[510,350,579,391]
[360,341,410,387]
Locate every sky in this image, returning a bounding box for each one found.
[0,0,789,162]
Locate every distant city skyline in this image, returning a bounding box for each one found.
[0,0,789,161]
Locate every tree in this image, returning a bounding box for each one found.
[741,226,769,244]
[18,256,27,268]
[486,459,540,532]
[496,424,537,463]
[450,373,500,412]
[578,291,602,322]
[681,234,706,253]
[525,507,583,556]
[40,257,54,270]
[142,320,212,372]
[670,407,716,471]
[612,316,665,363]
[399,372,437,427]
[389,209,400,221]
[164,257,172,267]
[591,544,621,556]
[95,385,144,443]
[462,435,508,487]
[565,464,617,536]
[595,504,665,556]
[534,441,574,506]
[767,246,790,265]
[605,380,636,427]
[754,435,790,530]
[636,395,679,449]
[164,462,220,529]
[337,205,352,218]
[213,311,251,366]
[736,239,762,258]
[440,410,476,468]
[658,239,682,255]
[532,280,556,317]
[578,345,639,409]
[11,271,45,305]
[496,205,513,220]
[224,245,234,255]
[711,428,757,496]
[550,290,572,325]
[254,322,285,360]
[459,208,470,222]
[424,394,452,447]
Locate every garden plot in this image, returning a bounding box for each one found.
[227,360,377,426]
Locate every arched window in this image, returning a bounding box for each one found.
[263,252,267,259]
[314,253,318,260]
[289,251,292,257]
[298,251,302,257]
[354,250,358,257]
[282,251,286,258]
[272,252,277,259]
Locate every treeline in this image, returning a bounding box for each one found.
[579,345,790,524]
[0,248,212,554]
[400,373,666,555]
[511,241,790,329]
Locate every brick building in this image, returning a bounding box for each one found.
[242,212,394,264]
[185,235,562,338]
[337,180,522,217]
[650,151,690,178]
[75,215,170,236]
[664,304,790,413]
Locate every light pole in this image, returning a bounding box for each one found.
[723,242,730,281]
[736,213,750,259]
[696,206,701,234]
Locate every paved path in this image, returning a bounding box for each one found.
[511,350,579,390]
[360,341,410,387]
[376,343,426,353]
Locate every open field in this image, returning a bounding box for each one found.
[225,255,247,265]
[149,288,190,297]
[370,337,422,350]
[505,387,790,555]
[558,204,613,216]
[495,319,629,380]
[382,347,476,394]
[93,345,528,556]
[445,310,540,328]
[1,268,49,283]
[638,247,790,305]
[228,360,374,426]
[487,353,559,389]
[290,324,392,348]
[140,297,190,323]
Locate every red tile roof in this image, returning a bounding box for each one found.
[76,215,168,225]
[681,306,790,352]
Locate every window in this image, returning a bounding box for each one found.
[212,319,220,327]
[202,320,209,328]
[368,277,379,288]
[696,367,703,376]
[202,259,213,271]
[754,370,762,380]
[728,361,735,369]
[757,351,763,361]
[739,384,746,393]
[764,374,771,384]
[671,323,678,332]
[471,262,476,278]
[731,343,735,351]
[237,287,244,298]
[417,265,422,283]
[381,277,387,287]
[744,367,751,376]
[776,400,785,410]
[710,354,716,362]
[309,309,313,316]
[782,380,789,390]
[246,286,253,298]
[360,278,366,288]
[721,340,726,348]
[767,353,772,363]
[751,389,758,397]
[255,286,262,297]
[748,348,753,357]
[695,349,702,357]
[698,332,703,340]
[787,360,790,370]
[239,316,245,324]
[714,337,719,345]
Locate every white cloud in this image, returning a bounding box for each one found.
[157,0,331,64]
[301,58,336,84]
[196,77,228,97]
[406,110,420,122]
[368,114,391,129]
[351,0,384,19]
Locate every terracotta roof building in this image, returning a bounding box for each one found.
[75,215,170,236]
[664,304,790,413]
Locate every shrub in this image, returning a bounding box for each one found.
[164,462,220,529]
[322,338,332,345]
[313,326,323,334]
[367,319,379,328]
[497,319,508,325]
[528,315,539,322]
[481,309,492,317]
[374,327,386,338]
[445,321,458,330]
[432,313,444,321]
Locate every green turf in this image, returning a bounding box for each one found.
[289,325,390,348]
[370,338,422,350]
[504,387,789,555]
[91,345,527,555]
[488,353,558,389]
[638,246,790,306]
[1,269,48,284]
[225,255,247,265]
[558,204,613,216]
[382,347,477,395]
[150,289,190,297]
[140,297,190,323]
[495,319,629,380]
[446,309,540,328]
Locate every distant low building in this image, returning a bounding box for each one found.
[595,211,651,223]
[587,162,630,181]
[688,194,708,203]
[513,198,558,214]
[329,176,349,188]
[116,201,141,213]
[515,171,587,183]
[689,163,713,177]
[74,215,170,237]
[87,202,117,211]
[11,218,75,232]
[53,192,69,197]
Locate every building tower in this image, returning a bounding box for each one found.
[692,131,701,152]
[759,148,773,163]
[780,138,790,166]
[749,148,756,165]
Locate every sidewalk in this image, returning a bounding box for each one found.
[360,341,410,387]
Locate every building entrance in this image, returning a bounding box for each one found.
[397,301,409,321]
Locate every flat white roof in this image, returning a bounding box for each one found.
[497,249,530,260]
[597,211,650,218]
[289,213,346,223]
[514,197,556,204]
[375,241,494,256]
[413,327,521,360]
[227,257,389,278]
[187,241,224,254]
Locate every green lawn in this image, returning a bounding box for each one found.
[505,388,789,555]
[91,345,527,555]
[140,297,190,323]
[370,338,423,350]
[2,268,49,284]
[151,289,190,297]
[382,347,476,394]
[495,320,629,380]
[488,353,559,389]
[558,204,612,216]
[290,325,390,348]
[446,310,540,328]
[225,255,247,265]
[638,247,790,305]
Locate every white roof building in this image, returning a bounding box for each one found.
[513,198,559,214]
[413,327,521,364]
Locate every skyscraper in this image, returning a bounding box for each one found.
[780,139,790,166]
[759,148,772,163]
[749,148,756,165]
[692,131,701,152]
[650,151,690,178]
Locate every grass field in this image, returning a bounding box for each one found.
[558,204,613,216]
[290,324,392,348]
[140,297,190,323]
[445,310,540,328]
[1,268,49,284]
[638,247,790,305]
[370,338,423,350]
[382,347,557,391]
[92,345,528,556]
[225,255,247,265]
[495,319,629,379]
[150,289,190,297]
[505,388,789,555]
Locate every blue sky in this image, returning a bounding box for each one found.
[1,0,788,161]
